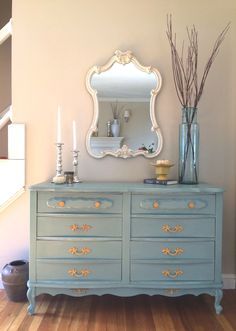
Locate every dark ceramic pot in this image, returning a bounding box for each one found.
[1,260,29,302]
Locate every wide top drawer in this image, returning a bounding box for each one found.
[37,192,122,214]
[132,194,215,214]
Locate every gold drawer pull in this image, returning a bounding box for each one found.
[57,200,65,207]
[70,224,93,232]
[188,201,196,209]
[153,201,159,209]
[68,247,92,256]
[72,288,88,294]
[68,268,91,278]
[162,269,183,279]
[164,288,178,295]
[162,224,183,233]
[162,247,184,256]
[94,201,101,208]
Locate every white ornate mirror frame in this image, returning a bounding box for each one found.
[86,50,163,158]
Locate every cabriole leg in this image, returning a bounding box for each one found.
[215,289,223,314]
[27,287,36,315]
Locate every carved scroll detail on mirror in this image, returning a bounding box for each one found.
[86,50,163,158]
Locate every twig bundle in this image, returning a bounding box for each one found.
[111,101,125,120]
[166,15,230,109]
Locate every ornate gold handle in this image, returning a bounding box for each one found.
[162,269,183,279]
[94,201,101,208]
[70,224,93,232]
[188,201,196,209]
[153,201,159,209]
[68,268,92,278]
[162,247,184,256]
[57,200,65,207]
[162,224,183,233]
[68,247,92,256]
[164,288,178,295]
[72,288,88,294]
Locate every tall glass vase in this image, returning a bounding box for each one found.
[179,107,199,184]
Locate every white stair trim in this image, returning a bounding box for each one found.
[0,124,25,213]
[222,273,236,289]
[0,187,25,213]
[0,105,12,130]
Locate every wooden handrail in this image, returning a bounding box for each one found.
[0,105,12,130]
[0,19,12,45]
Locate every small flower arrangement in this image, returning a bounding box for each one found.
[138,143,155,153]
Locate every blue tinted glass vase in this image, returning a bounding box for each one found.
[179,107,199,184]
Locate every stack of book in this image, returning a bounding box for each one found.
[143,178,178,185]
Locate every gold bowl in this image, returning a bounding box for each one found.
[151,160,174,180]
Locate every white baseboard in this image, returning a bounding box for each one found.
[223,274,236,289]
[0,275,235,290]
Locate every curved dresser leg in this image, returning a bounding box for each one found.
[27,287,36,315]
[215,289,223,314]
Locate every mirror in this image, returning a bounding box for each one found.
[86,50,163,158]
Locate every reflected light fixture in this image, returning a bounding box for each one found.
[124,109,131,122]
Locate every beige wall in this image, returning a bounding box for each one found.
[0,0,235,283]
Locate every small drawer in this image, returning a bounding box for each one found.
[131,241,214,260]
[131,262,214,281]
[132,194,215,214]
[38,192,122,213]
[131,216,215,238]
[36,260,121,281]
[37,215,122,237]
[37,240,122,259]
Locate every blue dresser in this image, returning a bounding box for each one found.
[28,182,223,314]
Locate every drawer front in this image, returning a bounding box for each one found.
[36,260,121,281]
[37,240,122,259]
[131,241,214,260]
[37,215,122,237]
[131,217,215,238]
[38,192,122,213]
[132,194,215,214]
[131,262,214,281]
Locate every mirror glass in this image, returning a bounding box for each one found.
[86,50,163,158]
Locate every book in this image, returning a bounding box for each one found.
[144,178,178,185]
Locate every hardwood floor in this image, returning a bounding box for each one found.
[0,290,235,331]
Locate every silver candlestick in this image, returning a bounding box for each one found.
[72,150,82,183]
[52,143,65,184]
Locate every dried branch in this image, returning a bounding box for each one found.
[111,101,125,120]
[166,15,230,111]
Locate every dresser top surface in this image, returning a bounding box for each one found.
[29,181,223,193]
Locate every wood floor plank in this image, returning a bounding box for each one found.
[27,295,52,331]
[0,300,25,331]
[57,295,92,331]
[37,294,67,331]
[202,292,236,331]
[6,303,28,331]
[150,295,179,331]
[105,296,126,331]
[0,290,8,314]
[131,295,156,331]
[0,290,235,331]
[176,295,222,331]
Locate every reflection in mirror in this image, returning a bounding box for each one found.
[86,50,163,158]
